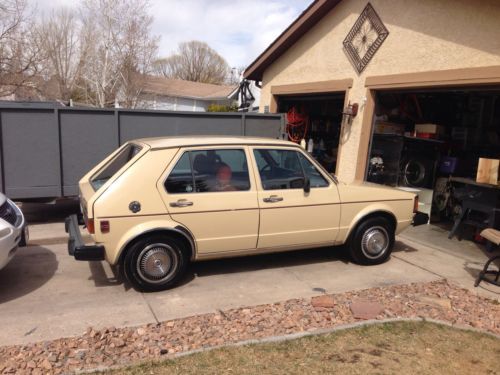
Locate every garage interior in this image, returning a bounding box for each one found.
[366,86,500,238]
[279,93,345,173]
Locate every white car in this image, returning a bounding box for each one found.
[0,193,28,270]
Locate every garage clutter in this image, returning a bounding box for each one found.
[367,89,500,229]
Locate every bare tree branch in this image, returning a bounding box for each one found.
[153,41,230,85]
[0,0,42,98]
[33,8,87,100]
[79,0,159,108]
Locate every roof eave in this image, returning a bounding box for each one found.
[244,0,342,81]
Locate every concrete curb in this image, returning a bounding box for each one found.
[80,317,500,374]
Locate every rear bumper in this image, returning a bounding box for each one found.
[65,215,105,261]
[412,211,429,226]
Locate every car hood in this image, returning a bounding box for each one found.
[336,180,415,203]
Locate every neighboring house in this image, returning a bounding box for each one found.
[138,76,237,112]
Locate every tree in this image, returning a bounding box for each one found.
[79,0,159,107]
[34,8,87,101]
[154,41,230,85]
[0,0,42,98]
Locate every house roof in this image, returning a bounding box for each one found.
[141,75,237,101]
[244,0,342,81]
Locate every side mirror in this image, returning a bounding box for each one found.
[304,176,311,193]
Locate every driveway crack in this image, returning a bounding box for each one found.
[392,254,445,279]
[142,294,160,324]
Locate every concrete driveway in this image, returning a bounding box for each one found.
[0,219,497,347]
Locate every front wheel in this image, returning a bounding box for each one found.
[123,235,188,292]
[349,217,394,265]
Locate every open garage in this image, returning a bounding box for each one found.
[244,0,500,241]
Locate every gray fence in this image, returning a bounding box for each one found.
[0,103,284,200]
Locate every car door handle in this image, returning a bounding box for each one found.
[263,195,283,203]
[170,199,193,207]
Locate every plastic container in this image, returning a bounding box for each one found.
[439,156,458,174]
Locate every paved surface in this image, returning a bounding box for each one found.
[0,214,498,347]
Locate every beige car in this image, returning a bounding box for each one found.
[66,136,426,292]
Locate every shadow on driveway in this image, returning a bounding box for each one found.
[189,245,351,279]
[0,245,58,304]
[85,241,419,291]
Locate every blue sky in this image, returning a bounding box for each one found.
[33,0,312,69]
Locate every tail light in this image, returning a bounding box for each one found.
[86,218,95,234]
[413,196,419,213]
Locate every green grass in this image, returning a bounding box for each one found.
[102,321,500,375]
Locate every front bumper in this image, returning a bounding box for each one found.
[65,214,105,261]
[0,226,22,270]
[412,211,429,226]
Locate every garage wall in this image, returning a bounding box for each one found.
[259,0,500,182]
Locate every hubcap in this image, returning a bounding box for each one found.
[361,226,389,259]
[136,243,178,284]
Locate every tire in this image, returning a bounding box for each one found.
[348,217,394,265]
[123,235,189,292]
[19,225,29,247]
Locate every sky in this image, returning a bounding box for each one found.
[32,0,312,69]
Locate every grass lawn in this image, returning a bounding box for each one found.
[103,321,500,375]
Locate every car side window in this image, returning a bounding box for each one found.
[297,152,329,188]
[253,149,306,190]
[165,152,194,193]
[165,149,250,193]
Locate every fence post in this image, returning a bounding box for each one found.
[241,113,246,136]
[115,109,121,146]
[56,108,64,196]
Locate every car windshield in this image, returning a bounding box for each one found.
[90,144,142,191]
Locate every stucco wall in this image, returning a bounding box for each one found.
[260,0,500,182]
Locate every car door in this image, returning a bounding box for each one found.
[158,146,259,255]
[251,147,340,249]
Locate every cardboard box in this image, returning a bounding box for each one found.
[415,123,446,137]
[374,121,405,135]
[476,158,499,185]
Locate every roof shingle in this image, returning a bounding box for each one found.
[142,75,237,100]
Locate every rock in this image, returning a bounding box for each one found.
[41,358,52,370]
[311,295,335,308]
[26,361,36,369]
[114,339,126,348]
[350,299,384,320]
[66,358,80,366]
[417,296,452,310]
[166,321,174,328]
[137,328,146,336]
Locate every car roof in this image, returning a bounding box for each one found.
[134,136,299,150]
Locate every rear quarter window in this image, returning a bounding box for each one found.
[90,144,142,191]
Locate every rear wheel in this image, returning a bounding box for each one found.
[123,235,188,292]
[349,217,394,265]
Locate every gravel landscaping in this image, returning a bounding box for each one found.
[1,279,498,374]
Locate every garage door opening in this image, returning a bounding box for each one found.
[366,86,500,227]
[278,93,345,174]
